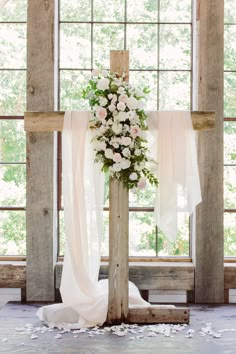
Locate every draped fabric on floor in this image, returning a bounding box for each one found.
[37,110,201,328]
[36,111,149,329]
[147,111,202,240]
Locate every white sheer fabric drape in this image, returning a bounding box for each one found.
[147,111,202,241]
[37,111,148,329]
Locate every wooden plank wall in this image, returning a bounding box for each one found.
[193,0,224,302]
[26,0,56,301]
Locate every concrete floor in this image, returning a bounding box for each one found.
[0,303,236,354]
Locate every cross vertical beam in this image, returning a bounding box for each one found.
[107,51,129,324]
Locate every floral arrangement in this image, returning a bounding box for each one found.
[82,69,158,190]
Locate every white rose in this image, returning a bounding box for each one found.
[101,69,108,77]
[113,163,122,172]
[127,96,138,110]
[108,104,116,112]
[120,158,131,169]
[122,148,130,158]
[108,93,113,100]
[94,141,106,151]
[130,172,138,181]
[112,122,122,135]
[118,112,128,122]
[117,101,126,111]
[97,78,109,90]
[119,94,127,103]
[121,136,132,146]
[111,95,117,104]
[105,148,113,159]
[99,97,108,106]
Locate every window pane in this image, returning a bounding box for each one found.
[224,122,236,164]
[224,213,236,257]
[60,70,91,110]
[129,70,158,110]
[224,25,236,71]
[127,24,157,69]
[159,71,190,110]
[0,24,26,69]
[0,120,26,162]
[158,218,190,256]
[0,70,26,115]
[94,0,124,22]
[0,165,26,207]
[225,0,236,23]
[0,211,26,256]
[60,0,91,21]
[129,183,156,207]
[224,166,236,209]
[93,24,124,68]
[129,211,156,256]
[60,24,91,69]
[224,72,236,117]
[0,0,27,22]
[127,0,157,22]
[160,0,191,23]
[159,24,191,70]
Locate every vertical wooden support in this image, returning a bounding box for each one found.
[107,51,129,324]
[26,0,56,301]
[193,0,224,303]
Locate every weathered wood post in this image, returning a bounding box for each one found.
[107,50,129,324]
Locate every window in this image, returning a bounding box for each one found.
[0,0,27,256]
[58,0,192,258]
[224,0,236,257]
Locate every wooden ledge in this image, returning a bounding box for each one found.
[24,111,215,132]
[128,305,190,324]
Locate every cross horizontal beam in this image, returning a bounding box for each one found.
[24,111,215,132]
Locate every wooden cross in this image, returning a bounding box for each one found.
[24,50,215,325]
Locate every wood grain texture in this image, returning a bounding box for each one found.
[128,306,190,324]
[24,111,215,132]
[0,265,26,288]
[106,51,130,324]
[26,0,56,301]
[110,50,129,80]
[107,178,129,324]
[224,265,236,289]
[55,263,194,291]
[194,0,224,303]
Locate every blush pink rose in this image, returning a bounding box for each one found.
[96,107,107,120]
[130,125,141,138]
[113,153,122,163]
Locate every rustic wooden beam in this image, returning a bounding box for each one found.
[55,263,194,291]
[26,0,56,301]
[128,305,190,324]
[0,265,26,288]
[194,0,224,303]
[24,110,215,132]
[107,50,129,325]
